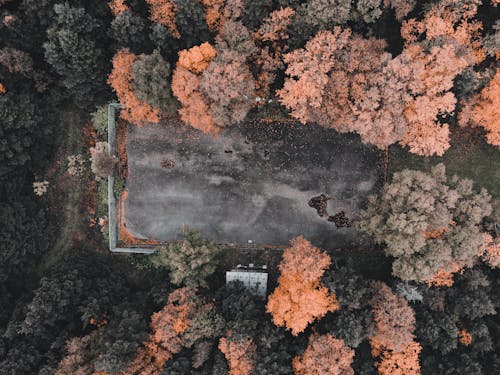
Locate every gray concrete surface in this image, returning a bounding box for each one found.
[124,121,381,248]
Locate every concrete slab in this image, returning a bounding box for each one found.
[124,121,381,248]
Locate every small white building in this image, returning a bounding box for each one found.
[226,264,268,298]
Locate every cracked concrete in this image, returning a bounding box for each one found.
[124,120,381,248]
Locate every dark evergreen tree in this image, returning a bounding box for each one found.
[110,10,150,53]
[132,49,178,116]
[44,3,110,108]
[0,92,41,168]
[174,0,210,49]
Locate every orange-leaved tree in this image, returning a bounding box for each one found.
[171,42,218,134]
[278,27,409,150]
[145,0,179,38]
[108,49,160,125]
[394,43,468,156]
[400,0,484,64]
[218,334,256,375]
[369,281,421,375]
[459,69,500,148]
[199,0,226,31]
[117,288,196,375]
[292,333,355,375]
[394,0,483,156]
[481,233,500,268]
[266,236,339,335]
[108,0,129,16]
[253,7,295,97]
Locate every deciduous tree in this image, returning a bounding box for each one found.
[152,229,221,289]
[44,3,108,107]
[0,92,40,167]
[132,49,177,116]
[90,141,117,178]
[369,281,421,375]
[219,335,256,375]
[278,27,408,150]
[171,43,218,133]
[108,49,160,125]
[146,0,179,38]
[459,70,500,148]
[110,10,149,51]
[358,164,492,282]
[292,333,355,375]
[266,236,338,335]
[108,0,129,16]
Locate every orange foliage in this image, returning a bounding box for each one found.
[278,27,413,150]
[108,0,129,16]
[424,261,464,287]
[117,347,163,375]
[401,0,484,64]
[458,329,473,346]
[255,7,295,44]
[119,191,159,245]
[374,341,422,375]
[341,0,485,156]
[423,227,450,239]
[146,0,179,38]
[423,220,455,239]
[219,336,256,375]
[149,288,195,362]
[108,49,160,125]
[370,282,421,375]
[118,288,196,375]
[177,42,217,74]
[461,70,500,148]
[395,43,468,156]
[253,7,295,97]
[292,334,355,375]
[481,233,500,268]
[116,119,128,179]
[199,0,226,31]
[0,82,5,94]
[172,43,219,134]
[266,236,339,335]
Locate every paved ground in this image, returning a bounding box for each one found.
[124,121,381,248]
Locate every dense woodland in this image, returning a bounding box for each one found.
[0,0,499,374]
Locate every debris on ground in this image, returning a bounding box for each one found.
[328,211,352,228]
[308,194,330,217]
[161,159,175,169]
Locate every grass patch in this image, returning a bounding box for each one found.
[389,127,500,198]
[36,110,88,277]
[113,175,125,199]
[247,101,291,122]
[97,178,108,218]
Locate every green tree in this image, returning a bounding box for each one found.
[358,164,492,282]
[415,309,458,355]
[44,3,109,107]
[151,229,221,288]
[174,0,210,49]
[0,92,41,168]
[110,10,150,52]
[131,49,178,116]
[322,267,375,348]
[90,104,109,138]
[0,201,49,282]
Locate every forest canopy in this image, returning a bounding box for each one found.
[0,0,499,374]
